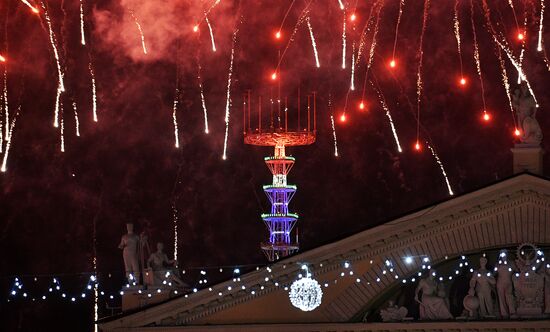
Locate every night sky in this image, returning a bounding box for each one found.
[1,0,549,330]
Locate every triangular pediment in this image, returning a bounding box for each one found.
[99,173,550,330]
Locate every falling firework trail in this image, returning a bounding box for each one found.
[3,67,8,141]
[172,88,180,148]
[330,115,339,157]
[1,109,18,173]
[517,15,527,83]
[360,4,382,103]
[453,0,464,77]
[470,0,487,112]
[203,0,221,20]
[20,0,38,12]
[481,0,539,106]
[371,78,403,153]
[342,10,346,69]
[415,0,430,143]
[72,101,80,136]
[278,0,296,33]
[205,16,217,52]
[350,43,356,90]
[538,0,545,51]
[41,2,65,93]
[276,1,313,70]
[129,9,147,55]
[89,61,98,122]
[427,143,454,196]
[356,0,378,62]
[480,2,516,123]
[507,0,521,30]
[60,111,65,152]
[198,72,210,133]
[338,0,345,10]
[79,0,85,45]
[306,16,320,68]
[222,27,239,160]
[54,86,62,128]
[392,0,405,61]
[172,205,178,262]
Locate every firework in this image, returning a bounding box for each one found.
[338,0,345,10]
[360,4,382,102]
[306,16,320,68]
[198,75,210,134]
[41,2,65,93]
[427,143,454,196]
[342,10,346,69]
[80,0,85,45]
[278,0,296,37]
[415,0,430,144]
[1,109,18,173]
[3,68,8,141]
[60,109,65,152]
[222,27,239,160]
[172,88,180,148]
[538,0,545,51]
[20,0,39,13]
[392,0,405,63]
[129,9,147,55]
[350,44,355,90]
[470,0,487,114]
[72,101,80,137]
[53,86,62,128]
[89,61,98,122]
[0,54,5,62]
[205,16,217,52]
[172,205,178,263]
[330,115,339,157]
[371,79,403,153]
[453,0,464,79]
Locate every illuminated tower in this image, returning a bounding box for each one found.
[243,91,316,261]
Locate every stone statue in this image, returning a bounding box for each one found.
[414,269,453,320]
[380,300,408,322]
[118,223,141,283]
[495,253,517,318]
[513,244,544,317]
[512,83,542,145]
[147,242,186,288]
[469,257,496,317]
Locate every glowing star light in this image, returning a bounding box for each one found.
[517,32,525,41]
[482,112,490,122]
[0,54,5,62]
[271,72,277,80]
[193,25,199,33]
[514,128,521,136]
[415,141,422,151]
[359,101,365,110]
[275,31,281,39]
[288,277,323,312]
[460,77,467,86]
[350,13,356,21]
[389,59,396,68]
[339,113,346,122]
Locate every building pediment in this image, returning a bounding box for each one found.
[99,174,550,331]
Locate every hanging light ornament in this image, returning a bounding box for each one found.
[288,275,322,311]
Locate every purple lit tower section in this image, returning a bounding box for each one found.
[243,91,316,261]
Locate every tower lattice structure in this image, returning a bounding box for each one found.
[243,91,316,261]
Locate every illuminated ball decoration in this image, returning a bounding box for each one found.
[288,277,323,312]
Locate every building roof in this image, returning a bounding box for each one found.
[99,173,550,331]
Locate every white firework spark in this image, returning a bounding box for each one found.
[80,0,86,45]
[41,2,65,92]
[416,0,430,141]
[89,61,98,122]
[1,109,18,173]
[197,60,210,134]
[205,16,217,52]
[172,88,180,148]
[3,67,8,141]
[129,9,147,55]
[60,110,65,152]
[172,205,178,263]
[538,0,545,52]
[72,101,80,137]
[350,43,355,90]
[330,115,339,157]
[372,79,403,153]
[306,16,320,68]
[342,11,346,69]
[338,0,345,10]
[222,27,239,160]
[54,86,62,128]
[427,143,454,196]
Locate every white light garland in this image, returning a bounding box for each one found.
[288,277,323,311]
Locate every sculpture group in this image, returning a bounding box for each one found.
[381,244,550,322]
[119,223,187,290]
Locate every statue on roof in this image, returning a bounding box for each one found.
[469,256,496,318]
[119,223,141,284]
[146,242,187,288]
[414,269,453,320]
[512,82,542,145]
